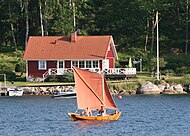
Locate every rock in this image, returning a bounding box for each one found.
[157,84,166,91]
[173,84,183,92]
[137,81,162,94]
[129,90,136,95]
[162,84,187,94]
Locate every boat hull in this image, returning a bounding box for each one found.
[68,112,122,121]
[52,92,76,98]
[8,89,23,96]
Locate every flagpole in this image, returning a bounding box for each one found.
[156,11,160,80]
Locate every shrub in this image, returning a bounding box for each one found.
[15,63,22,72]
[161,69,174,76]
[179,74,190,86]
[108,82,140,92]
[176,67,190,75]
[15,60,26,73]
[64,73,74,82]
[0,70,16,81]
[165,78,182,85]
[47,73,74,82]
[164,55,190,73]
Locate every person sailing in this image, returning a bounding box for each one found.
[82,107,92,116]
[99,105,106,116]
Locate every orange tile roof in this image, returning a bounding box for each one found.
[23,35,113,60]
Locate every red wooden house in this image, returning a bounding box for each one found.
[23,32,136,81]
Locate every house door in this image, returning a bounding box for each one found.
[102,59,109,70]
[57,61,65,75]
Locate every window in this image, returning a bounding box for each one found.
[79,61,85,68]
[58,61,64,68]
[72,61,78,67]
[72,60,98,68]
[86,61,92,68]
[39,60,46,70]
[92,60,98,68]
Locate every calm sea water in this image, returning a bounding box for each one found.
[0,95,190,136]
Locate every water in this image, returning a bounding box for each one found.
[0,95,190,136]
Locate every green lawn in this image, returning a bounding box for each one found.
[0,74,185,88]
[0,81,75,87]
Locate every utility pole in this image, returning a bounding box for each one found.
[140,58,142,72]
[0,74,6,87]
[185,0,189,55]
[156,11,160,80]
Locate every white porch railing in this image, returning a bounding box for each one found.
[103,68,136,75]
[42,68,136,81]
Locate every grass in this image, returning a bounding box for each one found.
[0,81,75,87]
[1,74,186,90]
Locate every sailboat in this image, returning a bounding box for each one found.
[68,67,121,121]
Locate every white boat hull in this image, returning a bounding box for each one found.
[8,89,23,96]
[52,91,76,98]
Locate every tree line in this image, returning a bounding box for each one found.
[0,0,189,78]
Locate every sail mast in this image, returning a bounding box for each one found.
[102,74,105,106]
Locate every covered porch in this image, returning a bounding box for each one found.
[42,68,136,81]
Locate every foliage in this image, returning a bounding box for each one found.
[0,0,188,53]
[0,54,16,81]
[0,51,25,81]
[108,82,140,92]
[164,55,190,74]
[15,59,26,73]
[0,0,189,78]
[160,69,174,76]
[149,57,167,72]
[176,67,190,75]
[47,73,74,82]
[180,75,190,86]
[64,72,74,82]
[46,0,73,35]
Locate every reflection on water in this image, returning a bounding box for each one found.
[0,95,190,136]
[74,120,110,127]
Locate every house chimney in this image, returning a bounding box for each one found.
[71,32,77,42]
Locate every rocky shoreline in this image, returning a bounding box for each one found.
[16,81,189,96]
[19,85,75,96]
[118,81,188,95]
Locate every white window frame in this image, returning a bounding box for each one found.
[58,60,64,68]
[72,60,78,67]
[86,60,92,68]
[79,61,85,68]
[38,60,47,70]
[92,60,99,68]
[72,60,99,69]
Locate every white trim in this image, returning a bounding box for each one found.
[106,57,115,68]
[71,60,99,69]
[86,60,92,68]
[26,60,28,79]
[57,60,65,69]
[102,59,109,69]
[92,60,99,68]
[38,60,47,70]
[110,37,118,60]
[79,60,85,68]
[108,44,110,51]
[57,60,65,75]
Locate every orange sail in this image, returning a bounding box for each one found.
[73,67,117,111]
